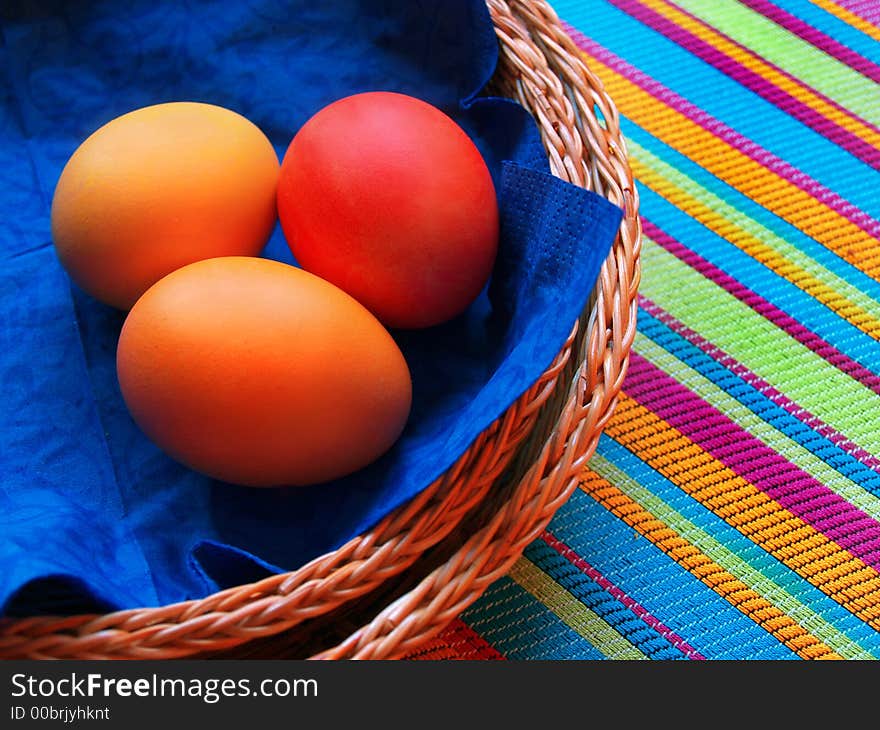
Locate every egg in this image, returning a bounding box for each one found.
[277,91,499,329]
[116,257,412,487]
[51,102,280,310]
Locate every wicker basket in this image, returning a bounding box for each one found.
[0,0,640,660]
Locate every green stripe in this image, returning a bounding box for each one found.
[509,558,647,659]
[627,137,880,323]
[640,238,880,454]
[589,453,875,659]
[633,331,880,521]
[674,0,880,125]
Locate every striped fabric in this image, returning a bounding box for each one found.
[411,0,880,660]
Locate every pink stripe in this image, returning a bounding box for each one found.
[739,0,880,83]
[564,14,880,140]
[642,218,880,395]
[623,350,880,569]
[563,24,880,245]
[541,530,706,659]
[832,0,880,27]
[662,0,880,136]
[638,294,880,474]
[605,0,880,169]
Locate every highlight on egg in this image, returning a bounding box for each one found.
[116,256,412,487]
[51,102,280,310]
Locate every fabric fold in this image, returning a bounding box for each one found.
[0,0,622,615]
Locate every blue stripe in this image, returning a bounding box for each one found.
[460,576,605,659]
[557,0,880,217]
[546,486,797,658]
[596,433,880,654]
[638,184,880,372]
[624,121,880,305]
[637,306,880,495]
[767,0,880,66]
[522,539,686,659]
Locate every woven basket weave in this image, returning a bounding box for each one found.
[0,0,640,660]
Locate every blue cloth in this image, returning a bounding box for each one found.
[0,0,622,615]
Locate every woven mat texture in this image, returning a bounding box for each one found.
[411,0,880,660]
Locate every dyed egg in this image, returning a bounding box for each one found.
[51,102,279,310]
[116,257,412,487]
[277,92,499,329]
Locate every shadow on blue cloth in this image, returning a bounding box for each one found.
[0,0,621,615]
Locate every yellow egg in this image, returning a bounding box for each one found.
[51,102,279,309]
[117,257,413,487]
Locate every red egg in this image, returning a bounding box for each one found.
[277,92,499,329]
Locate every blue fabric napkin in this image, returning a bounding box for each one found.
[0,0,622,615]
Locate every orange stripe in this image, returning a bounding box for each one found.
[810,0,880,44]
[578,47,880,279]
[604,393,880,628]
[647,0,880,149]
[629,153,880,340]
[579,469,841,658]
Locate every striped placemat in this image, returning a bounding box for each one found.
[411,0,880,660]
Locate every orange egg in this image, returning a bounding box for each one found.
[116,257,412,487]
[51,102,279,310]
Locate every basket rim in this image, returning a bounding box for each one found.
[0,0,641,660]
[313,0,642,660]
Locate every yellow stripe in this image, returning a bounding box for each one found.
[508,557,647,659]
[809,0,880,44]
[580,462,842,658]
[646,0,880,149]
[629,134,880,320]
[579,48,880,280]
[629,150,880,340]
[605,393,880,628]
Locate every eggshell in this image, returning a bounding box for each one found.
[51,102,280,310]
[116,257,412,487]
[277,91,499,329]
